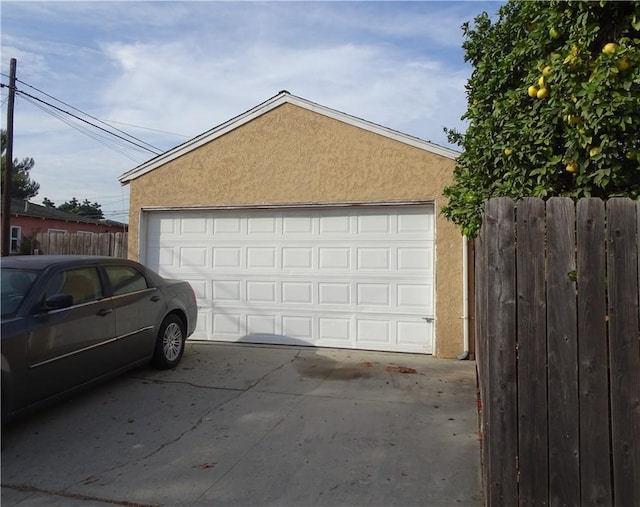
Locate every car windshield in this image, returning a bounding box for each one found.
[1,268,39,319]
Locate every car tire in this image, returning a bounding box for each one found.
[152,314,185,369]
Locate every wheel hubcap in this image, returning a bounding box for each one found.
[163,323,183,361]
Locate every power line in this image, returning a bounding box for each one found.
[19,94,149,164]
[97,118,191,139]
[3,74,166,153]
[16,89,162,155]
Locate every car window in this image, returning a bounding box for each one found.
[44,267,103,305]
[104,265,149,296]
[1,268,39,318]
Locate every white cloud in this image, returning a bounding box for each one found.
[1,1,500,221]
[100,37,468,147]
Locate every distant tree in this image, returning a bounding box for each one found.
[442,0,640,237]
[58,197,104,219]
[42,197,55,208]
[1,129,40,200]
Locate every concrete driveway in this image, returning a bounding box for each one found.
[1,342,482,507]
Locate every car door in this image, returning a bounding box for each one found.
[25,265,116,405]
[103,263,165,365]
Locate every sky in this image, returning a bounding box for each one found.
[1,1,502,223]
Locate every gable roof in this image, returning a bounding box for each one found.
[118,91,460,184]
[8,198,127,228]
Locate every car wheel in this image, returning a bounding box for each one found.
[152,314,185,369]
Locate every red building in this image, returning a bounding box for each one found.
[3,198,127,254]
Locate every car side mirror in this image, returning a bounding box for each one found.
[43,294,74,311]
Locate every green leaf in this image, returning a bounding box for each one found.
[442,0,640,237]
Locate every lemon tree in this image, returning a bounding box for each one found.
[442,0,640,237]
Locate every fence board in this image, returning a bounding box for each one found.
[606,198,640,506]
[516,198,548,506]
[114,232,126,259]
[32,232,128,257]
[577,198,612,505]
[484,198,518,506]
[475,209,489,500]
[82,233,92,254]
[546,197,580,506]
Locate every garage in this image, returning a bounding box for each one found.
[143,205,434,354]
[120,91,466,358]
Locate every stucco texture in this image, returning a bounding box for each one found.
[126,103,463,358]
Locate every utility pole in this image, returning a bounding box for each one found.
[2,58,16,257]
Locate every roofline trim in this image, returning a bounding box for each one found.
[138,199,437,213]
[118,91,460,184]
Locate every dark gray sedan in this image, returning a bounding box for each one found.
[1,255,197,422]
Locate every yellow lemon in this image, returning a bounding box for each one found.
[536,87,549,99]
[566,162,579,173]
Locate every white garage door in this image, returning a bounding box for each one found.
[144,206,435,354]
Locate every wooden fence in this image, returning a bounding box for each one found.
[32,232,128,258]
[475,197,640,506]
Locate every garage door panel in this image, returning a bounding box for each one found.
[319,247,351,270]
[193,309,211,338]
[213,312,242,335]
[357,248,391,270]
[145,246,175,270]
[148,216,177,235]
[248,216,277,234]
[398,283,433,311]
[398,247,433,271]
[357,319,391,344]
[145,206,434,354]
[319,282,351,305]
[282,247,313,269]
[358,214,391,234]
[181,217,208,234]
[320,215,351,234]
[248,314,276,335]
[282,282,313,304]
[284,216,313,234]
[357,283,391,307]
[319,317,351,342]
[214,248,242,269]
[214,216,242,234]
[282,315,314,340]
[398,212,433,234]
[179,247,208,268]
[185,279,208,301]
[247,247,277,269]
[397,320,431,346]
[247,281,276,303]
[214,280,242,302]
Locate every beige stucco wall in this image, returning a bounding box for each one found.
[126,103,463,358]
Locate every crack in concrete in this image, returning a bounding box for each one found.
[66,352,303,496]
[1,483,160,507]
[188,351,304,505]
[129,376,247,392]
[245,350,302,390]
